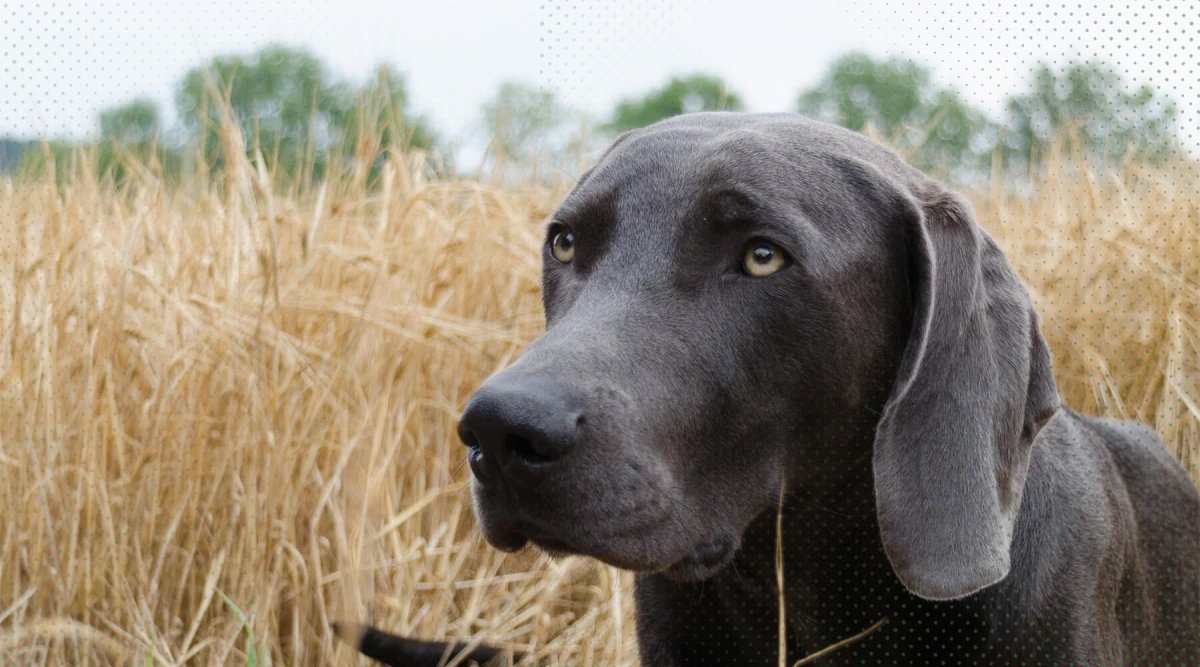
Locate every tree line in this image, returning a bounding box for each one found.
[1,45,1181,185]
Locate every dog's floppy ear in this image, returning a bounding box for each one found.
[873,183,1059,601]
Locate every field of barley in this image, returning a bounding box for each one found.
[1,120,1197,665]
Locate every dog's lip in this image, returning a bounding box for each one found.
[479,514,580,555]
[473,497,735,577]
[659,535,737,581]
[527,534,577,555]
[528,528,737,580]
[481,518,737,581]
[481,519,530,552]
[487,519,643,564]
[514,519,585,555]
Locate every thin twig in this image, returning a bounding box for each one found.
[792,617,888,666]
[775,477,787,667]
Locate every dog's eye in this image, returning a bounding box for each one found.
[742,241,787,277]
[550,228,575,264]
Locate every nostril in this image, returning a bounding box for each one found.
[461,431,492,483]
[505,433,555,465]
[461,431,480,450]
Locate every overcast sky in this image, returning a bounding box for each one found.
[2,0,1196,159]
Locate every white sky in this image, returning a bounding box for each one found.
[2,0,1197,160]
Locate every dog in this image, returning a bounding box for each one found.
[338,112,1200,665]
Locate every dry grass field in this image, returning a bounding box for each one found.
[1,119,1198,665]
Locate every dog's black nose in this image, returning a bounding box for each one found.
[458,376,583,481]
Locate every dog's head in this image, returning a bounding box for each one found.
[460,112,1059,600]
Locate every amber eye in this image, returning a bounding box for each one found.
[550,228,575,264]
[742,241,786,277]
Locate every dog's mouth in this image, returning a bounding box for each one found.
[473,477,742,581]
[483,520,531,552]
[528,533,575,556]
[537,532,737,581]
[480,514,738,581]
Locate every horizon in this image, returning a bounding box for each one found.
[2,0,1197,166]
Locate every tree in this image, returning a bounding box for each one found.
[483,82,567,158]
[1001,62,1178,170]
[480,81,593,180]
[99,98,161,145]
[174,45,437,178]
[342,65,436,160]
[796,52,992,180]
[607,74,744,133]
[175,45,350,174]
[95,98,171,182]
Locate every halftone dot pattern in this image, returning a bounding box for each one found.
[853,1,1199,153]
[538,0,686,103]
[0,1,322,137]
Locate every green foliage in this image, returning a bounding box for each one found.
[483,81,569,157]
[343,65,437,158]
[1001,62,1178,170]
[480,81,594,181]
[5,48,1182,187]
[217,589,270,667]
[99,98,161,145]
[16,139,78,183]
[175,45,436,178]
[96,97,172,184]
[607,73,744,133]
[796,53,992,180]
[796,53,1180,181]
[175,45,348,174]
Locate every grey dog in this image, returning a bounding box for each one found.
[337,112,1200,665]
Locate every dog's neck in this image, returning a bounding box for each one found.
[728,416,899,624]
[785,402,883,515]
[634,451,910,664]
